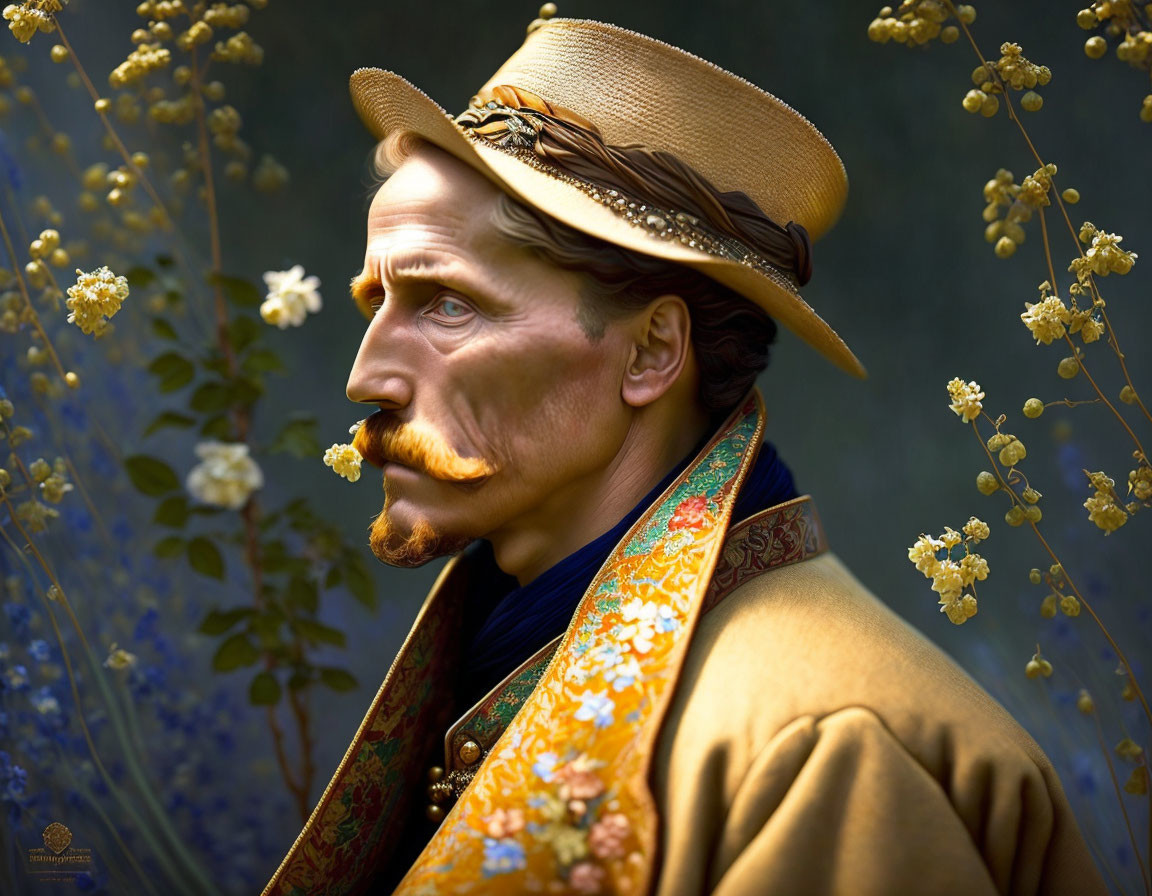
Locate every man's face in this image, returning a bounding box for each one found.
[346,144,637,568]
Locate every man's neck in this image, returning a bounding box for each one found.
[488,407,712,585]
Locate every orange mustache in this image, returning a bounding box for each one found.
[352,413,496,482]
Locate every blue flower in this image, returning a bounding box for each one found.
[574,691,615,728]
[3,665,29,692]
[27,639,50,662]
[482,837,526,876]
[30,686,59,715]
[4,603,30,637]
[531,752,559,781]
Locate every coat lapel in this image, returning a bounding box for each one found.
[392,392,765,895]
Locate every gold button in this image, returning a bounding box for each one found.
[427,766,445,783]
[425,804,445,823]
[458,740,482,765]
[427,781,453,804]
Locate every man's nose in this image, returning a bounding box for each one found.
[345,315,415,409]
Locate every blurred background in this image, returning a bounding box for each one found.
[1,0,1149,892]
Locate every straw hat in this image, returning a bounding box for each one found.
[349,14,865,378]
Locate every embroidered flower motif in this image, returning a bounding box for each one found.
[532,752,559,781]
[602,655,642,692]
[481,837,526,876]
[555,765,605,802]
[618,598,661,654]
[568,860,607,894]
[483,808,525,839]
[668,495,710,531]
[588,812,631,861]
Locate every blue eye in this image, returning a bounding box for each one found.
[425,294,474,324]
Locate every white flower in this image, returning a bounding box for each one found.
[186,440,264,510]
[259,264,321,328]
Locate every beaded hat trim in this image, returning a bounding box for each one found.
[455,98,803,293]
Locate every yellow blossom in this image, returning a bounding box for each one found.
[907,534,943,575]
[1069,228,1138,283]
[3,2,60,44]
[940,593,978,625]
[65,265,129,336]
[960,553,989,584]
[1084,471,1128,533]
[947,377,984,422]
[1020,294,1070,344]
[1129,465,1152,501]
[323,443,362,483]
[103,642,137,671]
[962,516,990,542]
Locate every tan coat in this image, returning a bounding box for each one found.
[652,551,1106,896]
[263,394,1104,896]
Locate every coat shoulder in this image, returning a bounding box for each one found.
[650,551,1105,896]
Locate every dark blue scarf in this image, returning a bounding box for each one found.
[455,438,798,710]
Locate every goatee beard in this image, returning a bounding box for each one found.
[368,503,473,568]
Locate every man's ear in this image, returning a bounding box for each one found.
[621,295,692,408]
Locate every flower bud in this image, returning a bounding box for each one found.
[1022,398,1044,418]
[1040,593,1057,618]
[1028,568,1043,585]
[1059,594,1080,616]
[962,89,986,113]
[1084,36,1107,59]
[1024,505,1042,522]
[1119,385,1137,404]
[1005,505,1025,527]
[1076,689,1094,713]
[994,235,1016,258]
[1022,487,1041,504]
[1020,91,1043,112]
[1062,187,1080,204]
[976,471,999,495]
[1057,357,1080,379]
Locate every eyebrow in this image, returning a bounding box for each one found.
[349,270,378,318]
[349,254,504,318]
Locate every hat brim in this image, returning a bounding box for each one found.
[350,68,866,379]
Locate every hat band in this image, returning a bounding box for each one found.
[454,85,812,291]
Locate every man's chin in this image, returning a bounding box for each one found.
[368,511,474,568]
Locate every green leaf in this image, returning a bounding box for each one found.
[208,272,262,308]
[147,351,195,393]
[270,416,319,459]
[143,410,196,437]
[228,315,261,352]
[319,667,358,692]
[230,376,263,406]
[125,454,180,496]
[241,348,285,375]
[151,317,178,341]
[187,536,225,580]
[155,254,174,268]
[251,610,286,649]
[324,566,343,588]
[153,495,189,528]
[198,606,254,635]
[248,670,282,705]
[153,535,185,558]
[285,575,319,614]
[288,669,312,691]
[212,632,260,672]
[126,266,155,288]
[198,414,233,439]
[189,381,232,414]
[291,618,346,647]
[343,552,376,611]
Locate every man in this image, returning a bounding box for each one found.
[263,12,1106,896]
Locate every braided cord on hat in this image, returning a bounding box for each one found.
[455,85,812,289]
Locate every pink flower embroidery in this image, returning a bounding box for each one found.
[588,812,631,860]
[556,767,604,801]
[483,807,525,839]
[568,860,607,894]
[669,495,709,531]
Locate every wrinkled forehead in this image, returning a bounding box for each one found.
[366,145,506,248]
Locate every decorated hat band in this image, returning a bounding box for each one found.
[454,84,814,291]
